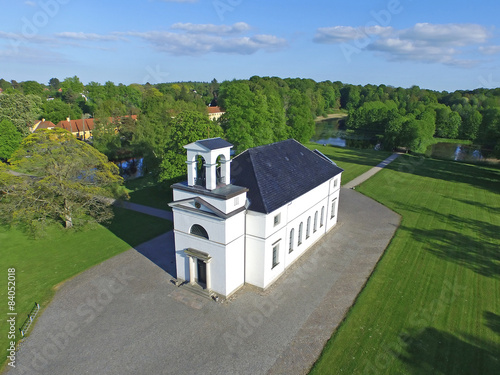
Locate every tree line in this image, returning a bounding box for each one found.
[1,76,500,178]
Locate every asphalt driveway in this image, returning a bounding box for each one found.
[8,188,400,375]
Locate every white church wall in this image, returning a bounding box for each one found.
[245,176,342,290]
[171,208,245,245]
[224,237,246,295]
[174,231,228,295]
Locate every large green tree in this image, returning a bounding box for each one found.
[159,110,224,182]
[0,128,126,231]
[0,93,42,135]
[0,119,22,161]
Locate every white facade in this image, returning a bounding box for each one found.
[170,138,342,298]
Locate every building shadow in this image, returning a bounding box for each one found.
[396,327,500,374]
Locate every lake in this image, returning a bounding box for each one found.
[311,116,347,147]
[426,143,484,162]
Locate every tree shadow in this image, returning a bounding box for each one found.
[316,145,392,168]
[484,311,500,336]
[386,155,500,195]
[405,225,500,278]
[396,327,500,374]
[391,200,500,278]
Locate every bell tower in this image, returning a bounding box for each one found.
[184,138,232,190]
[170,137,248,298]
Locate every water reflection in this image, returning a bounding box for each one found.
[426,143,484,162]
[311,117,347,147]
[115,157,144,180]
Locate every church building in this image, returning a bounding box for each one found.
[169,138,343,298]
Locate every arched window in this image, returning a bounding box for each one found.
[195,155,206,186]
[190,224,209,240]
[320,207,325,227]
[298,222,303,246]
[314,211,318,233]
[306,216,311,239]
[289,228,294,253]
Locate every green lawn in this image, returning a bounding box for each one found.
[0,207,172,368]
[124,174,173,210]
[305,143,392,184]
[310,155,500,374]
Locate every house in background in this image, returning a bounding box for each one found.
[30,119,57,133]
[169,137,343,298]
[207,106,225,121]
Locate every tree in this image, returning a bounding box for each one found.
[61,76,84,94]
[49,77,61,91]
[0,119,22,161]
[0,128,126,231]
[159,111,224,182]
[41,99,82,124]
[0,93,42,135]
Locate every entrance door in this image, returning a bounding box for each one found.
[197,259,207,285]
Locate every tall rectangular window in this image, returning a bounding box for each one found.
[289,229,294,253]
[272,242,280,269]
[306,217,311,239]
[298,222,303,246]
[334,178,338,188]
[320,207,325,227]
[331,198,337,219]
[314,211,318,233]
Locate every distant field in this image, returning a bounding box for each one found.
[310,155,500,374]
[0,207,171,369]
[305,143,392,184]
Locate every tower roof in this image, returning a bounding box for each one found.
[230,139,343,214]
[189,137,233,151]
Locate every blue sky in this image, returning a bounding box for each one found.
[1,0,500,91]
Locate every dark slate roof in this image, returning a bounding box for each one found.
[197,137,233,150]
[230,139,343,214]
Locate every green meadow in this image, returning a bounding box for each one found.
[310,155,500,374]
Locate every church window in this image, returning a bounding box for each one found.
[331,198,337,219]
[274,213,281,226]
[298,222,303,246]
[289,229,294,253]
[190,224,209,240]
[272,242,280,269]
[306,217,311,239]
[314,211,318,233]
[320,207,325,227]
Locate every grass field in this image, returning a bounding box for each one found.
[124,174,173,210]
[0,207,172,368]
[305,143,393,184]
[310,155,500,374]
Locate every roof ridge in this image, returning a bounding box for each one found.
[247,149,268,213]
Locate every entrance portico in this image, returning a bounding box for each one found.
[184,248,212,291]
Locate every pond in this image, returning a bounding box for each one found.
[425,143,484,162]
[311,117,347,147]
[115,157,145,180]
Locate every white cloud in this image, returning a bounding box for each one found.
[170,22,251,35]
[314,25,392,43]
[126,30,286,55]
[479,45,500,55]
[315,23,492,67]
[399,23,489,46]
[24,1,36,7]
[55,32,124,42]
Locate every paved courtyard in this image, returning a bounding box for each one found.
[9,188,400,375]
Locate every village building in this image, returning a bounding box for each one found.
[207,106,225,121]
[169,137,343,298]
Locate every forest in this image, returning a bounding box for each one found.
[1,75,499,183]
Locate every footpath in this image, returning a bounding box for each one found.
[343,153,401,189]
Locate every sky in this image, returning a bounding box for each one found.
[1,0,500,91]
